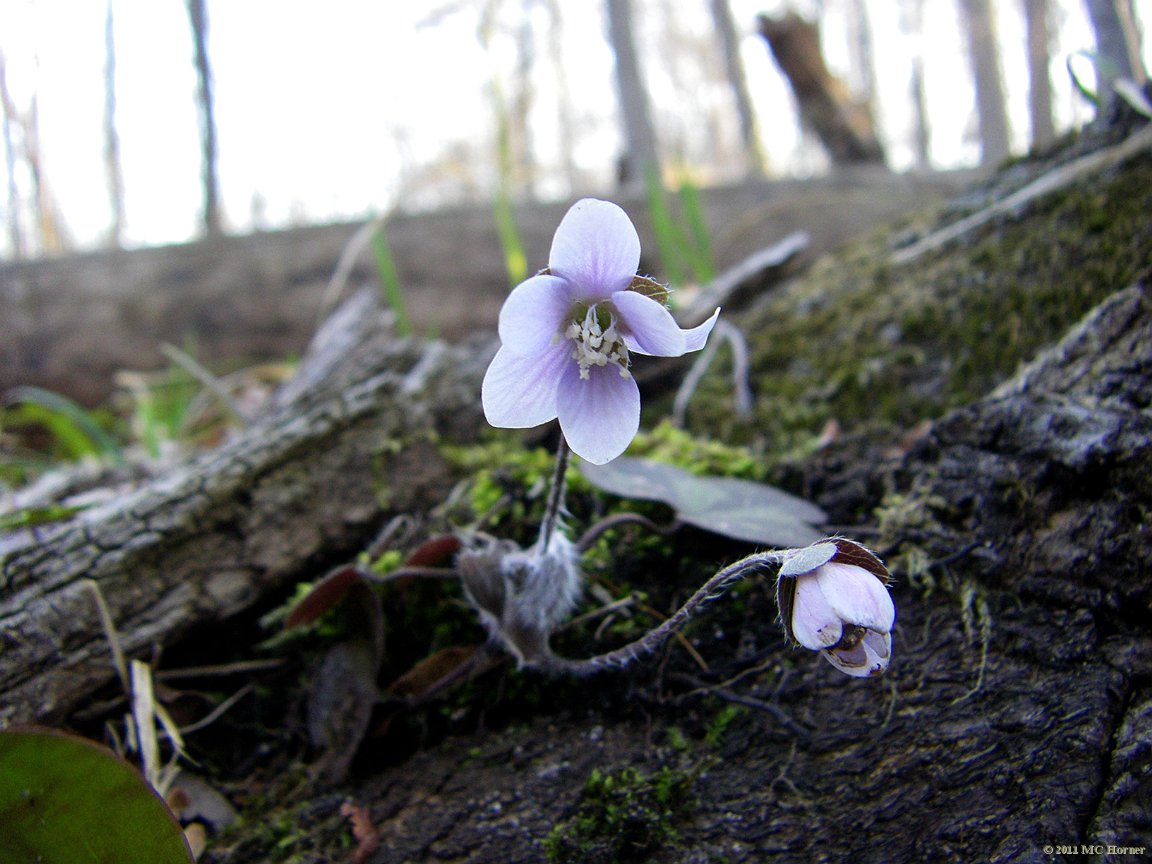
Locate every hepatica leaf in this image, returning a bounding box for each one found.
[581,457,826,547]
[0,726,194,864]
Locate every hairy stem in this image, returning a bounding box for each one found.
[539,435,570,553]
[544,549,786,676]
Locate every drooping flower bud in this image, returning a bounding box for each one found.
[776,539,895,677]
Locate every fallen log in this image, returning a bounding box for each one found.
[0,295,493,727]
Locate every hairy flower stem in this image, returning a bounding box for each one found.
[543,549,787,676]
[539,435,570,553]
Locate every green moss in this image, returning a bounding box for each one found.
[703,704,746,749]
[628,420,767,480]
[544,764,698,864]
[684,152,1152,461]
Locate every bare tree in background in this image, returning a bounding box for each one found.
[1083,0,1146,110]
[843,0,878,107]
[0,52,23,258]
[103,0,125,247]
[1021,0,1056,149]
[958,0,1012,165]
[186,0,221,236]
[29,98,65,253]
[900,0,932,168]
[543,0,580,192]
[708,0,766,174]
[605,0,660,191]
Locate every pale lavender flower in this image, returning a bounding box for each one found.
[778,539,895,677]
[482,198,720,464]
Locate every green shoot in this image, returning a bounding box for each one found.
[371,221,413,337]
[4,386,124,464]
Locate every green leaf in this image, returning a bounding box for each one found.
[581,457,826,547]
[0,727,193,864]
[6,386,124,464]
[371,222,413,337]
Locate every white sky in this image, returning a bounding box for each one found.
[0,0,1146,255]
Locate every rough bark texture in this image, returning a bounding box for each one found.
[0,310,493,726]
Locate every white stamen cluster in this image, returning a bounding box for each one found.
[564,304,630,380]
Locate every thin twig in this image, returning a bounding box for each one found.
[364,565,460,583]
[156,658,286,681]
[85,579,129,693]
[161,342,249,427]
[668,672,809,738]
[891,122,1152,266]
[575,512,676,552]
[179,683,256,735]
[672,319,753,426]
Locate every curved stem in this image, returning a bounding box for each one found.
[543,549,786,676]
[575,512,677,552]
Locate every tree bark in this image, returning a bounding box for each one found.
[756,12,886,165]
[186,0,222,236]
[103,0,126,248]
[708,0,766,174]
[1023,0,1056,149]
[0,299,492,727]
[606,0,661,192]
[959,0,1013,165]
[901,0,932,167]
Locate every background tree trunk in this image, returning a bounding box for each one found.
[708,0,766,175]
[103,0,125,248]
[186,0,221,236]
[0,52,23,258]
[606,0,661,192]
[1083,0,1147,117]
[1022,0,1056,150]
[901,0,932,167]
[958,0,1013,165]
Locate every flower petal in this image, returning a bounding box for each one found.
[790,573,843,649]
[823,630,891,677]
[683,307,721,353]
[555,362,640,465]
[549,199,641,301]
[612,290,687,357]
[815,562,895,633]
[482,343,568,428]
[498,274,573,356]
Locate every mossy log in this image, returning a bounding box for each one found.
[3,120,1152,862]
[0,304,493,727]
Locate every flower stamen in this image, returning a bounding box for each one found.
[567,304,631,380]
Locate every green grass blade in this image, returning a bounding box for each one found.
[678,178,715,284]
[371,221,413,337]
[5,387,124,464]
[493,194,528,287]
[644,164,686,289]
